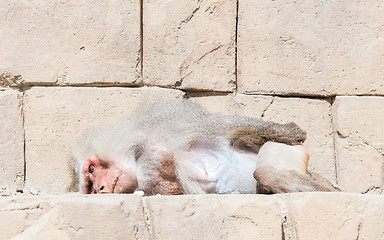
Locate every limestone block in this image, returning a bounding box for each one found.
[0,90,24,195]
[0,194,149,240]
[0,0,141,85]
[144,0,236,91]
[1,193,384,240]
[283,193,384,240]
[359,196,384,240]
[24,87,183,194]
[333,96,384,192]
[190,94,273,118]
[143,194,282,240]
[238,0,384,96]
[191,95,336,184]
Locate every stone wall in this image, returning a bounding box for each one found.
[1,193,383,240]
[0,0,383,239]
[1,0,383,196]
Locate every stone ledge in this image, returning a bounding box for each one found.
[1,193,383,240]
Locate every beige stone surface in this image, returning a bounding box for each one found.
[144,0,236,91]
[333,96,384,192]
[359,196,384,240]
[2,193,384,240]
[143,194,283,240]
[238,0,384,96]
[0,194,149,240]
[24,87,183,194]
[283,193,384,240]
[0,90,24,196]
[190,93,273,118]
[0,0,141,85]
[191,94,336,184]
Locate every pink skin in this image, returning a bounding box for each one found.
[82,156,137,194]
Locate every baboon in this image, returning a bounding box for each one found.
[72,99,340,195]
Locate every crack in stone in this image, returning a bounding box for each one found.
[337,217,352,231]
[275,197,298,240]
[133,224,139,240]
[234,0,239,92]
[355,220,362,240]
[176,71,193,88]
[139,0,144,82]
[363,141,384,156]
[19,91,26,194]
[67,224,83,233]
[94,33,105,47]
[354,199,368,240]
[362,185,384,194]
[195,44,222,63]
[228,215,258,225]
[261,97,275,118]
[330,96,339,184]
[178,1,202,30]
[336,130,348,139]
[141,199,153,240]
[178,44,222,87]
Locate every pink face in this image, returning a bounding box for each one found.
[82,156,138,194]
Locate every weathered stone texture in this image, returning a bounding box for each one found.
[0,0,141,85]
[0,194,149,240]
[24,87,183,194]
[238,0,384,96]
[283,193,383,240]
[0,90,24,196]
[143,194,282,240]
[2,193,384,240]
[1,1,383,237]
[192,95,336,184]
[144,0,236,91]
[359,196,384,240]
[190,94,274,118]
[333,96,384,192]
